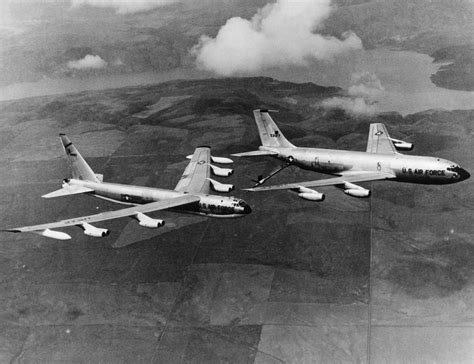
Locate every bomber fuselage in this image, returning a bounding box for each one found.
[264,146,470,185]
[65,179,251,218]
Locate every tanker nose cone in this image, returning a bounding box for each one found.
[458,167,470,181]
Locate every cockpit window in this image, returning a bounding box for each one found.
[238,200,246,207]
[447,165,459,172]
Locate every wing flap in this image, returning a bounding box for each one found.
[245,172,395,191]
[5,194,200,233]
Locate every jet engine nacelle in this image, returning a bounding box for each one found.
[40,228,71,240]
[344,188,371,198]
[298,192,325,201]
[136,213,165,228]
[81,222,110,237]
[297,187,325,201]
[211,156,234,164]
[390,138,413,151]
[208,178,235,193]
[210,164,234,177]
[343,182,371,198]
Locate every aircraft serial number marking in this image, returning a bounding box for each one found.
[402,168,446,176]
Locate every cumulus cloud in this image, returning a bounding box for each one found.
[192,0,362,76]
[321,72,385,116]
[70,0,178,14]
[67,55,107,70]
[348,71,384,98]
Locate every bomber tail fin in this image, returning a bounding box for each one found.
[253,109,295,148]
[59,134,100,183]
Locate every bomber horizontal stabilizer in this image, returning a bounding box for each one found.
[42,184,94,198]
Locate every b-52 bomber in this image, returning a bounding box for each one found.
[233,109,469,201]
[4,135,251,240]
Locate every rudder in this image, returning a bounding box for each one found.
[60,134,100,182]
[253,109,295,148]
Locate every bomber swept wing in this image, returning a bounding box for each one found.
[5,195,200,238]
[245,171,395,191]
[175,146,211,194]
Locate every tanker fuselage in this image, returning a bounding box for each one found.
[265,147,469,185]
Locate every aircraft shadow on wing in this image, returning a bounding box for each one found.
[3,135,251,240]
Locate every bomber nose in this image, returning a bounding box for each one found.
[243,204,252,214]
[458,167,470,181]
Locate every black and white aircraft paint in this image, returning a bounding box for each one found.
[4,135,251,240]
[233,109,470,201]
